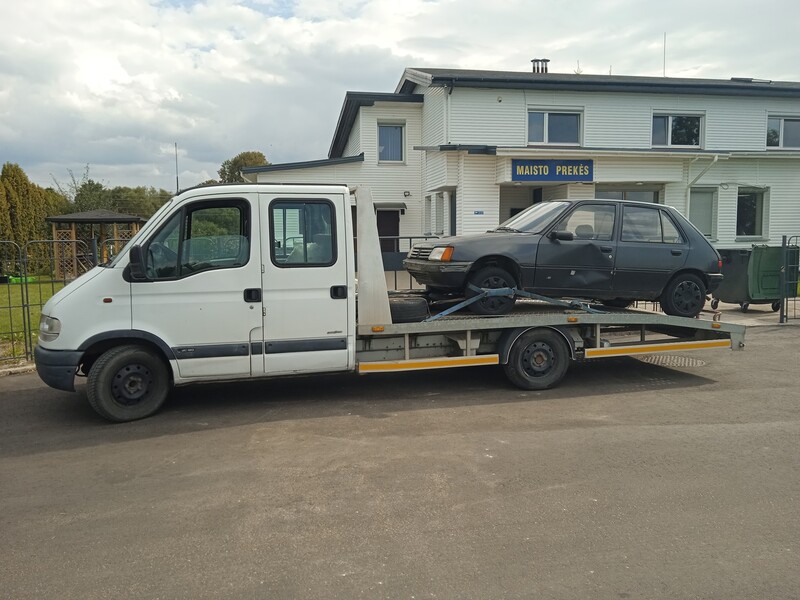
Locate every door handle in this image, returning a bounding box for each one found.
[600,246,613,253]
[243,288,261,302]
[671,249,683,256]
[330,285,347,299]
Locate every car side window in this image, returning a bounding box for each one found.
[622,205,683,244]
[270,200,336,267]
[556,205,616,241]
[145,200,250,280]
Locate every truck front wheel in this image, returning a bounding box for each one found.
[87,345,171,422]
[503,329,570,390]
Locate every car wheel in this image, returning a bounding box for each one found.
[87,345,171,422]
[388,295,430,323]
[465,266,517,315]
[660,273,706,318]
[601,298,633,309]
[503,329,570,390]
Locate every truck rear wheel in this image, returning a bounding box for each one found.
[503,329,570,390]
[87,345,170,422]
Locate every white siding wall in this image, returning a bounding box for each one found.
[449,88,527,145]
[594,156,685,182]
[421,86,446,145]
[343,112,361,156]
[498,186,533,222]
[457,155,499,234]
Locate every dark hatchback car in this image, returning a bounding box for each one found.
[404,199,723,317]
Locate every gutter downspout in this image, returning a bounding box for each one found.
[685,154,719,220]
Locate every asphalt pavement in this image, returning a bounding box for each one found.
[1,306,799,599]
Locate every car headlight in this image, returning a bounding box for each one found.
[39,315,61,342]
[428,246,454,262]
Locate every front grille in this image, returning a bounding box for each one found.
[408,247,433,260]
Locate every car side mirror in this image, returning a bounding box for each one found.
[128,245,148,280]
[548,230,574,242]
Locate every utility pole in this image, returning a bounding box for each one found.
[174,142,179,194]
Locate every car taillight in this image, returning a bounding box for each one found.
[718,259,723,270]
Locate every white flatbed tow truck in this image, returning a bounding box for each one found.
[34,184,745,421]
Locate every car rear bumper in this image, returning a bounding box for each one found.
[403,259,472,289]
[707,273,724,293]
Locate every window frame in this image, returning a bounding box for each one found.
[141,198,251,281]
[269,198,337,268]
[620,205,685,245]
[735,188,768,240]
[651,112,704,148]
[527,109,583,146]
[688,187,717,240]
[378,122,405,163]
[766,115,800,148]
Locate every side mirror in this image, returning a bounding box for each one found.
[548,230,574,242]
[128,245,148,280]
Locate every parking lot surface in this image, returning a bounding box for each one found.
[1,320,799,599]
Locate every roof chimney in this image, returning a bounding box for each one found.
[531,58,550,73]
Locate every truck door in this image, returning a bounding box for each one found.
[534,203,617,295]
[130,196,263,379]
[257,192,353,375]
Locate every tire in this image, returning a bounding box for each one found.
[771,300,781,312]
[465,266,517,315]
[503,329,570,390]
[389,295,429,323]
[86,345,171,422]
[710,298,719,310]
[740,302,749,313]
[660,273,706,318]
[601,298,634,309]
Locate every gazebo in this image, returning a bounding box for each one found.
[45,209,146,279]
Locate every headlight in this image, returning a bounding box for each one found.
[428,246,454,262]
[39,315,61,342]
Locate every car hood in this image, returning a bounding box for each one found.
[413,232,543,262]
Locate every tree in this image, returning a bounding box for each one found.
[1,163,45,247]
[218,151,270,183]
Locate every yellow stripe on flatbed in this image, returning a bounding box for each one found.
[358,354,499,373]
[584,338,731,358]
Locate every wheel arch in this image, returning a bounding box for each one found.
[77,330,175,377]
[497,326,577,364]
[468,255,521,285]
[663,268,709,293]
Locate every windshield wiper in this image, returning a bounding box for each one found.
[492,226,521,233]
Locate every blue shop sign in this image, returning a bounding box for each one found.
[512,159,593,182]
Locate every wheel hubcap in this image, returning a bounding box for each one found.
[478,275,513,311]
[521,342,555,377]
[673,281,702,312]
[111,364,152,406]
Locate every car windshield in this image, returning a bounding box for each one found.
[495,201,570,233]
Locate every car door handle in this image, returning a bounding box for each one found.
[330,285,347,299]
[600,246,613,253]
[243,288,261,302]
[671,249,683,256]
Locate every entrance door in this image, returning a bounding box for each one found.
[258,192,353,376]
[376,209,400,252]
[131,196,262,379]
[534,203,617,296]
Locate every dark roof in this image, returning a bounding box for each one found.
[397,67,800,97]
[242,153,365,175]
[329,92,423,158]
[46,209,146,224]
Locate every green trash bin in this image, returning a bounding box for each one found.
[748,244,799,300]
[711,248,751,306]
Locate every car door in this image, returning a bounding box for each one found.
[256,192,354,376]
[613,205,688,295]
[533,203,617,296]
[131,196,263,379]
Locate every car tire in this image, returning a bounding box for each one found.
[465,266,517,315]
[503,329,570,390]
[389,295,430,323]
[660,273,706,318]
[87,345,170,422]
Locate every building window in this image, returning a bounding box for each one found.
[736,189,766,237]
[652,114,702,147]
[528,111,581,145]
[767,116,800,148]
[378,124,403,161]
[689,189,716,238]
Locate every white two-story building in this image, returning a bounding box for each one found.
[243,65,800,252]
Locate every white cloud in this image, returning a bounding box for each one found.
[1,0,798,192]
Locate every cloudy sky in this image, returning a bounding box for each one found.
[2,0,798,193]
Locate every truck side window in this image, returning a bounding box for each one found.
[144,200,250,280]
[270,200,336,267]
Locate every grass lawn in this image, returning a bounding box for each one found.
[0,280,65,359]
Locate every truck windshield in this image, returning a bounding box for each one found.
[495,201,569,233]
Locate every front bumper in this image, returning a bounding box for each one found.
[34,345,82,392]
[403,259,472,289]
